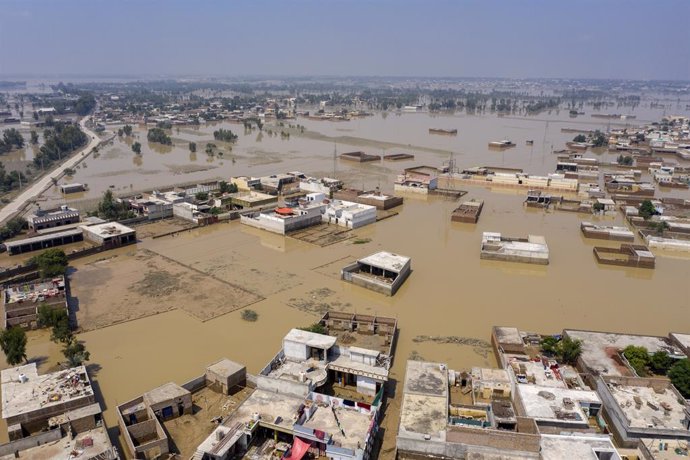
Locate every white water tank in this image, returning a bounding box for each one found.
[18,373,28,383]
[299,371,306,383]
[252,412,261,422]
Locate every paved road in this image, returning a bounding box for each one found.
[0,117,100,225]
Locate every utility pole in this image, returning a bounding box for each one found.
[333,142,337,179]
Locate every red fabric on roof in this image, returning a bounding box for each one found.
[275,207,294,215]
[283,437,311,460]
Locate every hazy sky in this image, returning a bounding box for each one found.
[1,0,688,80]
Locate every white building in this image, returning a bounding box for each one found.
[322,200,377,229]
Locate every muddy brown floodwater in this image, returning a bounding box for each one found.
[2,106,690,457]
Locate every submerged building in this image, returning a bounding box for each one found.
[341,251,412,296]
[480,232,549,265]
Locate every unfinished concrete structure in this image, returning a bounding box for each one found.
[581,222,635,242]
[593,244,656,269]
[2,276,67,329]
[333,188,404,210]
[594,376,690,447]
[480,232,549,265]
[451,200,484,223]
[341,251,411,296]
[27,205,80,231]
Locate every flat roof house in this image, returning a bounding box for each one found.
[27,205,80,231]
[341,251,412,296]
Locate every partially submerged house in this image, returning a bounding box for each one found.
[593,244,655,269]
[0,363,118,459]
[394,166,439,194]
[333,189,403,210]
[451,200,483,223]
[580,222,635,242]
[341,251,412,296]
[480,232,549,265]
[2,276,67,329]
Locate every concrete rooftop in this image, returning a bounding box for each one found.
[144,382,190,406]
[540,434,621,460]
[399,361,449,441]
[516,384,600,424]
[284,328,337,349]
[1,364,93,420]
[207,358,246,379]
[0,426,114,460]
[607,383,690,430]
[357,251,410,272]
[302,405,375,450]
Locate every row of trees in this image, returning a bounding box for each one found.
[35,122,88,169]
[213,128,238,142]
[0,217,26,242]
[0,128,24,154]
[147,127,172,145]
[0,163,28,193]
[117,124,133,137]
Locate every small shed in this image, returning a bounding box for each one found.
[205,358,246,395]
[143,382,192,420]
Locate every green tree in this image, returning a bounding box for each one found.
[30,130,39,145]
[195,191,209,201]
[623,345,649,376]
[131,141,142,154]
[37,305,72,343]
[147,127,172,145]
[0,327,27,365]
[213,128,238,142]
[74,93,96,116]
[62,336,90,367]
[559,337,582,365]
[639,200,656,220]
[573,134,587,143]
[540,336,559,354]
[649,351,674,375]
[218,180,237,194]
[122,125,133,136]
[29,248,68,278]
[591,130,607,147]
[668,359,690,398]
[117,128,123,137]
[189,142,196,153]
[299,323,327,335]
[95,189,133,220]
[3,128,24,149]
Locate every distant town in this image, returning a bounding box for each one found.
[0,76,688,460]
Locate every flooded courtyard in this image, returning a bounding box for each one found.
[2,106,690,456]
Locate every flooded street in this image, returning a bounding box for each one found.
[3,106,690,455]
